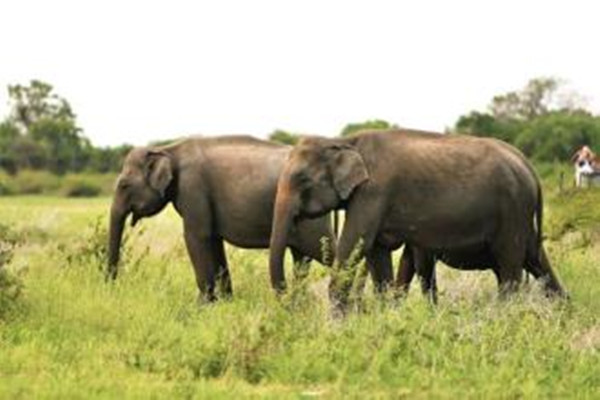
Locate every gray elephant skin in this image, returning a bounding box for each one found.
[268,129,566,309]
[108,135,335,301]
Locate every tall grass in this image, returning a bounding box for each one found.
[0,184,599,398]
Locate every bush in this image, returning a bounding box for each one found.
[9,170,61,195]
[0,170,117,197]
[0,223,24,320]
[61,175,102,197]
[0,170,16,195]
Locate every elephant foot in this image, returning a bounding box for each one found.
[329,301,347,320]
[196,292,218,307]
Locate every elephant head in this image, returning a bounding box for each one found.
[268,137,369,290]
[107,147,174,280]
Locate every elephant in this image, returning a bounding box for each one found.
[268,129,567,310]
[108,135,335,302]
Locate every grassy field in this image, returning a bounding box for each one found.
[1,181,599,398]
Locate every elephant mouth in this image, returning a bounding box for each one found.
[130,213,141,227]
[131,204,163,226]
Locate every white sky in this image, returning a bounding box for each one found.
[1,0,599,147]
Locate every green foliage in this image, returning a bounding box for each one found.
[0,195,598,397]
[454,77,600,162]
[268,130,300,145]
[340,119,397,137]
[454,111,524,143]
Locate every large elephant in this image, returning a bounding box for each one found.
[108,135,335,301]
[268,129,566,309]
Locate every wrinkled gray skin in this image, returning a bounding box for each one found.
[269,130,566,310]
[108,136,335,301]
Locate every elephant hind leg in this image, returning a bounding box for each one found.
[524,246,568,298]
[213,239,233,299]
[365,244,393,294]
[491,233,525,298]
[415,249,438,305]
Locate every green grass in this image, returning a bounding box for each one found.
[0,184,599,398]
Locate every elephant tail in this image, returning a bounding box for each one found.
[535,179,544,259]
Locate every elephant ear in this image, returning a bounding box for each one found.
[330,147,369,200]
[146,151,173,196]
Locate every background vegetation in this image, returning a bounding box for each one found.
[1,77,599,197]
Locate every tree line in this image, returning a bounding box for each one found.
[270,78,600,162]
[1,78,599,178]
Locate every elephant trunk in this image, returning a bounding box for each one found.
[268,179,298,293]
[107,199,129,280]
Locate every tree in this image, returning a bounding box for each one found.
[0,121,21,174]
[454,111,524,144]
[8,80,76,131]
[2,80,92,174]
[87,145,134,173]
[488,77,582,121]
[515,110,600,161]
[340,119,397,137]
[269,130,300,145]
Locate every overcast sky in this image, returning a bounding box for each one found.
[1,0,599,147]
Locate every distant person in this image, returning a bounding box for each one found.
[571,145,600,187]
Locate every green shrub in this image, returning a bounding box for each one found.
[0,223,24,320]
[0,265,23,320]
[0,170,117,197]
[0,171,16,195]
[61,175,102,197]
[10,170,61,195]
[60,173,116,197]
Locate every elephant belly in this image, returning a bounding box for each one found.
[382,200,496,251]
[213,207,273,249]
[435,245,496,270]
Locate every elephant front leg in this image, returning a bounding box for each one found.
[328,207,379,313]
[184,226,219,303]
[290,247,311,282]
